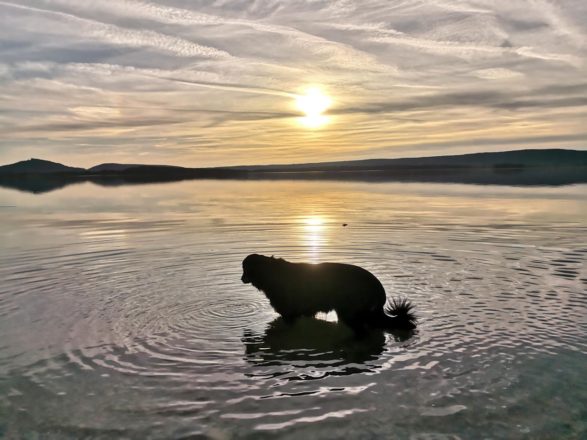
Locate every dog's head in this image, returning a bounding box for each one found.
[241,254,269,284]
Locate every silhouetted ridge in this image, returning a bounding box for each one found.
[1,149,585,193]
[0,158,84,175]
[232,148,587,172]
[88,163,145,173]
[2,149,585,177]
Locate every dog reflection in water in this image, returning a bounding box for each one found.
[241,254,417,335]
[243,317,388,371]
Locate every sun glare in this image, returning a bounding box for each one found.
[296,87,331,128]
[300,215,328,262]
[303,215,324,232]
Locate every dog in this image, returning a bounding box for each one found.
[241,254,416,333]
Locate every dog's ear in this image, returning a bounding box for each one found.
[271,255,274,259]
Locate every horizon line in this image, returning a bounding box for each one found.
[6,147,586,170]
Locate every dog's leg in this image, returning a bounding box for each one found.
[337,310,369,337]
[281,313,300,325]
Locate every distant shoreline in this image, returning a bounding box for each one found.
[1,148,586,193]
[1,165,586,194]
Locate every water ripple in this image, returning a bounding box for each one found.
[1,181,586,438]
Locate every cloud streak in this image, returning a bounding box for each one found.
[0,1,231,58]
[0,0,585,166]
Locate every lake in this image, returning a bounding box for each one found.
[1,179,586,439]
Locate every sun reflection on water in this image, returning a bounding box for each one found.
[299,215,338,321]
[300,215,328,262]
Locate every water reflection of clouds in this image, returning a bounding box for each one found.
[77,216,133,249]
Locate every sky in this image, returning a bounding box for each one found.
[0,0,586,167]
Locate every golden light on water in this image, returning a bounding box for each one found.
[296,87,331,128]
[300,214,338,322]
[301,215,328,261]
[303,215,325,231]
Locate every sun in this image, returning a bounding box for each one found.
[296,88,331,117]
[296,87,331,128]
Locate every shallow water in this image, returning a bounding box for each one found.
[0,180,586,439]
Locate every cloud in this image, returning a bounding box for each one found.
[474,68,524,80]
[0,1,231,58]
[0,0,585,166]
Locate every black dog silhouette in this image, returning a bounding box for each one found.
[241,254,416,333]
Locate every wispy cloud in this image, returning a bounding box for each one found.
[0,0,585,166]
[0,1,231,58]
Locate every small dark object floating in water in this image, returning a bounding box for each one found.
[241,254,416,334]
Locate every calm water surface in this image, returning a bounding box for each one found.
[1,180,586,439]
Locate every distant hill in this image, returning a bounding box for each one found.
[0,158,85,175]
[1,149,586,193]
[88,163,144,173]
[1,149,586,178]
[233,148,587,172]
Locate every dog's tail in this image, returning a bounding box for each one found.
[378,297,417,330]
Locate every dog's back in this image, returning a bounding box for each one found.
[286,261,386,313]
